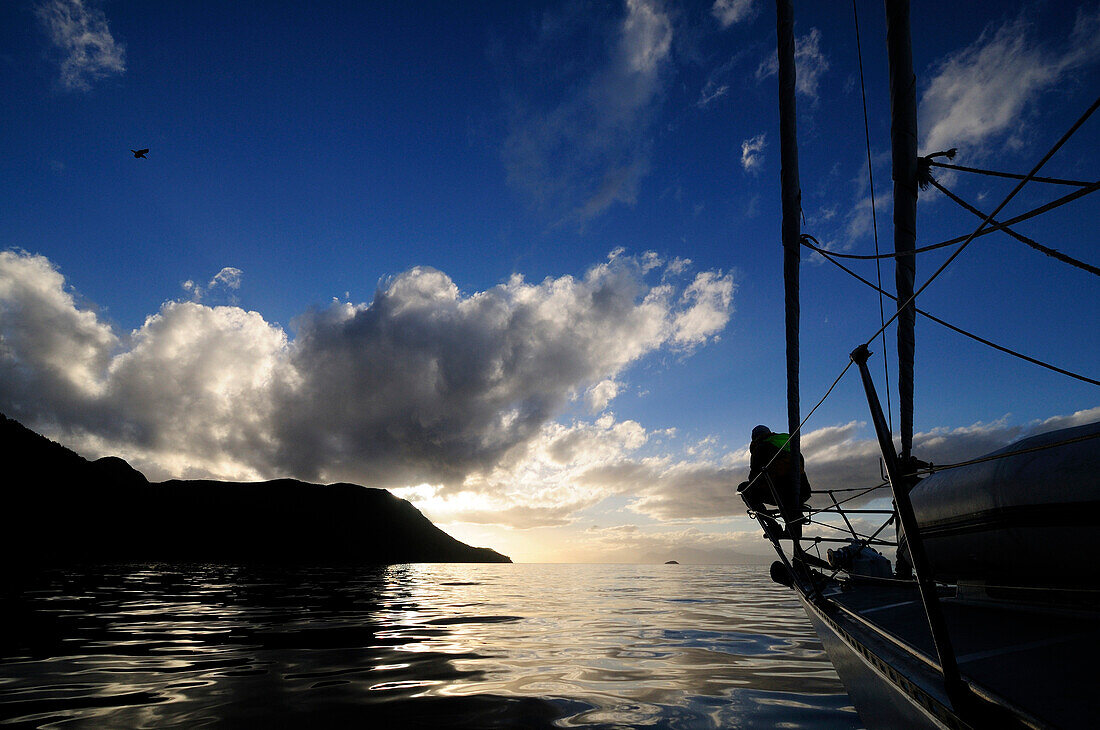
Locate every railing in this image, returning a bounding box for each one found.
[740,475,902,591]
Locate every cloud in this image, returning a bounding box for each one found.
[585,379,622,412]
[921,7,1100,154]
[418,405,1098,531]
[210,267,243,290]
[842,189,891,246]
[711,0,756,29]
[36,0,126,91]
[808,157,890,255]
[4,250,1092,538]
[563,524,768,564]
[756,27,829,100]
[614,408,1100,522]
[503,0,672,222]
[182,267,244,302]
[606,460,745,521]
[401,414,652,529]
[696,80,729,108]
[670,270,736,345]
[0,250,734,497]
[0,251,117,412]
[740,133,766,173]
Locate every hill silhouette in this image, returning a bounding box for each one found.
[1,413,510,564]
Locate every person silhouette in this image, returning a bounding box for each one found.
[738,426,810,541]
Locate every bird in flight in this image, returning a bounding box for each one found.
[131,149,149,159]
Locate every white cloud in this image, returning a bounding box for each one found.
[585,379,621,412]
[664,256,691,276]
[842,189,891,245]
[210,267,243,290]
[696,81,729,108]
[182,267,244,302]
[711,0,756,29]
[740,132,766,173]
[671,270,736,346]
[0,250,733,498]
[104,302,291,479]
[756,27,829,100]
[621,0,672,75]
[503,0,672,222]
[36,0,126,91]
[921,8,1100,154]
[0,251,116,408]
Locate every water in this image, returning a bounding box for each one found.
[1,564,861,728]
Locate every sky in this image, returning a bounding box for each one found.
[1,0,1098,563]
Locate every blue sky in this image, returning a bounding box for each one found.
[1,0,1098,562]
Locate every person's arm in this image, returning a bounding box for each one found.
[748,441,776,482]
[748,443,763,481]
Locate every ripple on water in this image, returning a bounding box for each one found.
[0,564,860,728]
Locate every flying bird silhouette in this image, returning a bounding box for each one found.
[131,149,149,159]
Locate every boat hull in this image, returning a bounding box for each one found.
[798,593,954,730]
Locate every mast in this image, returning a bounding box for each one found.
[886,0,917,462]
[878,0,969,709]
[776,0,801,499]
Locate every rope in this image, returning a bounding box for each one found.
[815,180,1100,260]
[928,177,1100,276]
[862,94,1100,350]
[803,235,1100,387]
[851,0,892,434]
[928,161,1094,188]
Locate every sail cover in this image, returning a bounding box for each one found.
[910,420,1100,586]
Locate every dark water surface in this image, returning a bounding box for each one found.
[1,564,860,728]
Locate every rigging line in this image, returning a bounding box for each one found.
[928,177,1100,276]
[912,430,1100,476]
[808,519,897,548]
[813,180,1100,260]
[804,236,1100,387]
[928,161,1094,188]
[851,0,892,434]
[808,518,887,543]
[789,481,891,527]
[862,93,1100,350]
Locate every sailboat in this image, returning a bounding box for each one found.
[743,2,1100,728]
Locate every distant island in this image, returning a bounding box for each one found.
[1,413,510,565]
[664,560,679,564]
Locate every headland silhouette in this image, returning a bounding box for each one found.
[1,413,510,565]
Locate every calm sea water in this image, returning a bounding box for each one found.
[1,564,860,729]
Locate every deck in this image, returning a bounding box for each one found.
[827,581,1100,728]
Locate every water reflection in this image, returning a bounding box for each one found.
[1,564,859,728]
